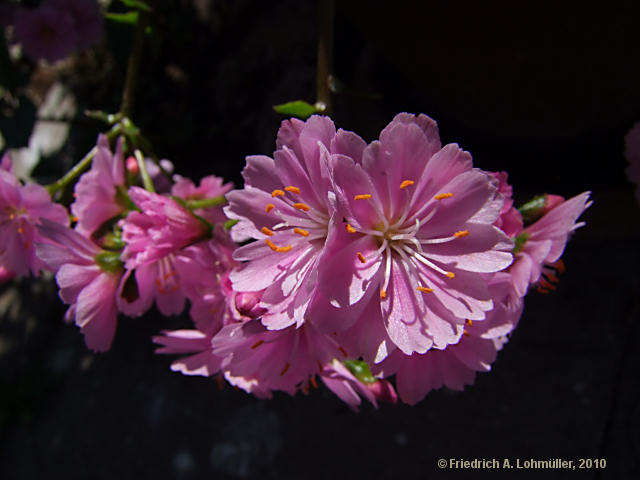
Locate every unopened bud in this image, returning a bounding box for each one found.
[125,156,139,175]
[235,290,266,319]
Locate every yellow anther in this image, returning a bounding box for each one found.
[277,245,292,252]
[434,192,454,200]
[463,329,470,336]
[338,346,348,358]
[271,189,285,197]
[354,194,372,200]
[345,223,357,234]
[163,271,177,280]
[265,203,275,213]
[284,186,300,194]
[17,226,23,234]
[251,340,264,349]
[293,202,310,211]
[71,216,79,223]
[310,375,319,389]
[454,230,469,238]
[9,212,15,220]
[465,319,473,327]
[280,362,290,376]
[380,289,387,299]
[293,228,309,237]
[357,252,366,264]
[417,286,434,293]
[445,272,456,279]
[261,226,275,236]
[400,180,415,189]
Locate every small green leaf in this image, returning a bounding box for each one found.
[119,0,152,11]
[273,100,319,120]
[105,11,139,25]
[95,251,124,274]
[343,359,376,384]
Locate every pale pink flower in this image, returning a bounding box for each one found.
[153,329,224,377]
[489,171,522,237]
[13,6,78,62]
[71,135,126,236]
[625,122,640,205]
[36,219,125,352]
[225,116,358,330]
[0,164,69,276]
[321,113,513,358]
[510,192,591,297]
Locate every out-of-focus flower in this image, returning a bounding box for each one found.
[323,113,513,359]
[13,6,79,62]
[172,175,233,224]
[624,122,640,205]
[0,157,69,276]
[49,0,104,51]
[36,219,125,352]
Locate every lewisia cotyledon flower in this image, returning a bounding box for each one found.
[0,156,69,276]
[225,115,367,330]
[320,113,514,359]
[36,219,125,352]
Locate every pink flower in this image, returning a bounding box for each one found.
[13,5,79,62]
[71,135,127,236]
[171,175,233,224]
[321,113,513,358]
[489,171,522,237]
[36,219,125,352]
[510,192,591,297]
[625,122,640,205]
[210,320,343,397]
[120,187,210,268]
[379,271,523,405]
[153,329,224,377]
[225,116,355,330]
[0,164,69,276]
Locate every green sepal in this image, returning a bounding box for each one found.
[343,359,376,384]
[518,194,547,224]
[273,100,319,120]
[224,219,239,230]
[513,232,530,254]
[95,251,124,274]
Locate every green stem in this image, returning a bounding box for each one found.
[315,0,335,115]
[186,196,227,210]
[45,147,97,196]
[119,11,148,118]
[135,149,155,192]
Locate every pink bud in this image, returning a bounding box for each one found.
[125,156,139,175]
[366,379,398,404]
[235,290,267,319]
[542,194,565,215]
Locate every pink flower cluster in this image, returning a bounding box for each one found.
[0,113,590,409]
[12,0,104,63]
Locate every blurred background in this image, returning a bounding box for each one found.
[1,0,639,478]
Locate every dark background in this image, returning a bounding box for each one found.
[1,1,639,478]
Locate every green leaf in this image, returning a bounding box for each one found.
[95,251,124,274]
[105,11,139,25]
[119,0,152,11]
[273,100,319,120]
[513,232,530,254]
[343,359,376,384]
